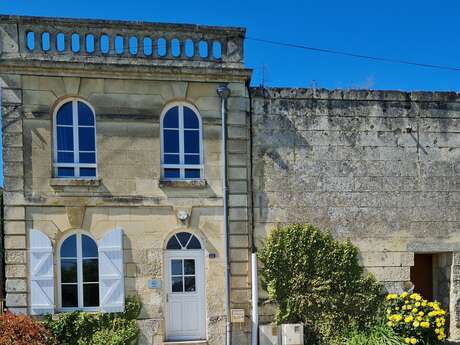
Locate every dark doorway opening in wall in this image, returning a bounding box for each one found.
[411,254,434,301]
[410,253,452,309]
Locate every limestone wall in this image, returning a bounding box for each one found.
[251,88,460,327]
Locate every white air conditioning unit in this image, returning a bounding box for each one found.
[259,324,281,345]
[281,324,304,345]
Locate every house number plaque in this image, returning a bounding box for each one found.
[148,279,161,289]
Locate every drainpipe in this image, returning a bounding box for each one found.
[0,87,5,304]
[247,82,258,345]
[217,84,231,345]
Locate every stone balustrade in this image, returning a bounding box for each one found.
[0,15,245,68]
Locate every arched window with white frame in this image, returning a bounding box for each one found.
[59,232,99,310]
[161,102,203,180]
[54,99,97,178]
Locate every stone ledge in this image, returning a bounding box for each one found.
[159,179,207,189]
[49,178,101,187]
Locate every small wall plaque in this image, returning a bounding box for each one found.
[148,279,161,289]
[231,308,245,323]
[209,253,216,259]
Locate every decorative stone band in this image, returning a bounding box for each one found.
[0,15,245,68]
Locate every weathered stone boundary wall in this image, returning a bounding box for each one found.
[250,88,460,333]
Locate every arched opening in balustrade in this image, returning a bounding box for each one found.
[114,35,124,55]
[100,35,109,54]
[157,38,167,57]
[85,34,95,54]
[41,32,50,52]
[198,41,208,58]
[143,37,152,56]
[212,41,222,59]
[56,33,65,52]
[26,31,35,51]
[129,36,138,55]
[71,33,80,53]
[185,39,194,58]
[171,38,180,57]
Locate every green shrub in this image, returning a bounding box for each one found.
[258,224,384,345]
[43,296,141,345]
[345,323,404,345]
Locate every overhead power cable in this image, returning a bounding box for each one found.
[246,37,460,72]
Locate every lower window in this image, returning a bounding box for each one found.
[60,233,99,309]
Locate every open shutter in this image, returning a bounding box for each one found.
[99,228,125,312]
[29,229,54,315]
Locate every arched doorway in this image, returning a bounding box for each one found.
[165,232,206,341]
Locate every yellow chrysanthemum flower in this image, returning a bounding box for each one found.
[404,315,414,323]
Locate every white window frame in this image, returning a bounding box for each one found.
[57,231,100,312]
[160,102,204,180]
[53,98,98,179]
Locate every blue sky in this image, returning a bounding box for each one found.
[1,0,460,185]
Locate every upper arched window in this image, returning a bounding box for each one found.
[161,103,203,180]
[59,233,99,310]
[166,232,202,250]
[54,99,97,178]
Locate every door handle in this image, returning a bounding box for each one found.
[166,293,169,302]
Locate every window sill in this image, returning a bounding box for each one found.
[159,179,207,188]
[49,178,101,187]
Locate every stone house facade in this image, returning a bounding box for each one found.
[1,14,460,345]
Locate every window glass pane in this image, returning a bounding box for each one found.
[164,154,180,164]
[184,131,199,153]
[80,168,96,177]
[61,259,77,283]
[83,283,99,307]
[184,154,200,165]
[79,152,96,163]
[184,276,196,292]
[83,259,99,282]
[185,169,201,179]
[78,127,95,151]
[163,107,179,128]
[57,151,74,163]
[171,259,183,275]
[164,130,179,153]
[176,232,191,247]
[57,167,75,177]
[61,235,77,257]
[172,277,183,292]
[78,102,95,126]
[62,284,78,307]
[166,236,181,249]
[184,107,199,129]
[56,102,73,125]
[82,235,98,257]
[184,259,195,275]
[57,127,74,150]
[187,236,202,249]
[164,168,180,179]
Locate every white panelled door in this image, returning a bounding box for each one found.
[165,250,206,340]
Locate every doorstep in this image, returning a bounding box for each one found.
[164,341,207,345]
